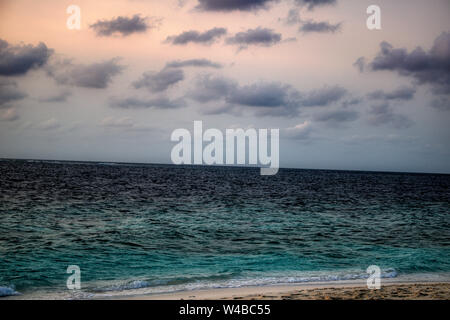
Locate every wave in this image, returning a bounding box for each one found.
[93,272,242,292]
[17,270,450,300]
[0,286,20,297]
[87,269,398,298]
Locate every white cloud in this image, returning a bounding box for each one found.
[284,121,312,139]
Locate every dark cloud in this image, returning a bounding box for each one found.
[368,32,450,94]
[301,86,347,107]
[367,86,416,101]
[188,74,237,103]
[299,21,342,34]
[196,0,276,12]
[50,58,124,89]
[110,96,185,109]
[165,59,222,69]
[368,103,413,129]
[283,8,301,26]
[133,68,184,92]
[189,74,348,116]
[90,15,157,37]
[226,27,282,49]
[227,82,297,108]
[430,96,450,111]
[0,79,27,108]
[341,97,363,108]
[165,28,227,45]
[38,90,71,103]
[294,0,337,10]
[189,74,300,115]
[314,109,359,122]
[353,56,366,72]
[0,39,53,76]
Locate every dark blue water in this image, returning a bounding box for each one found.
[0,159,449,298]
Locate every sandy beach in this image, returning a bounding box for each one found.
[124,281,450,300]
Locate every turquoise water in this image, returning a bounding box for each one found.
[0,160,449,298]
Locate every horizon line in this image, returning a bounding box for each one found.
[1,157,449,176]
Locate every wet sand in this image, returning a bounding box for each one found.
[126,281,450,300]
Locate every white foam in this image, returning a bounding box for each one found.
[10,271,450,300]
[0,286,20,297]
[102,280,151,291]
[88,269,400,298]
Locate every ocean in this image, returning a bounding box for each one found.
[0,159,449,299]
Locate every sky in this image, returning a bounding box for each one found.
[0,0,449,173]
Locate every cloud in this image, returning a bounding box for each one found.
[195,0,276,12]
[341,97,363,108]
[189,74,348,116]
[165,28,227,45]
[189,74,300,115]
[38,118,60,130]
[367,86,416,101]
[101,116,135,128]
[133,68,184,92]
[353,56,366,72]
[226,27,282,49]
[227,82,298,109]
[188,74,237,103]
[233,82,302,116]
[90,15,159,37]
[368,32,450,94]
[282,8,301,26]
[200,103,239,115]
[294,0,337,10]
[0,79,27,107]
[0,108,19,121]
[0,39,53,76]
[177,0,188,8]
[110,96,186,109]
[430,96,450,111]
[49,58,124,89]
[301,85,347,107]
[189,75,289,107]
[165,59,222,69]
[38,90,71,103]
[284,121,312,139]
[313,109,359,122]
[100,116,155,132]
[368,103,413,129]
[299,20,342,34]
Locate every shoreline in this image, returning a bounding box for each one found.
[4,275,450,300]
[114,279,450,300]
